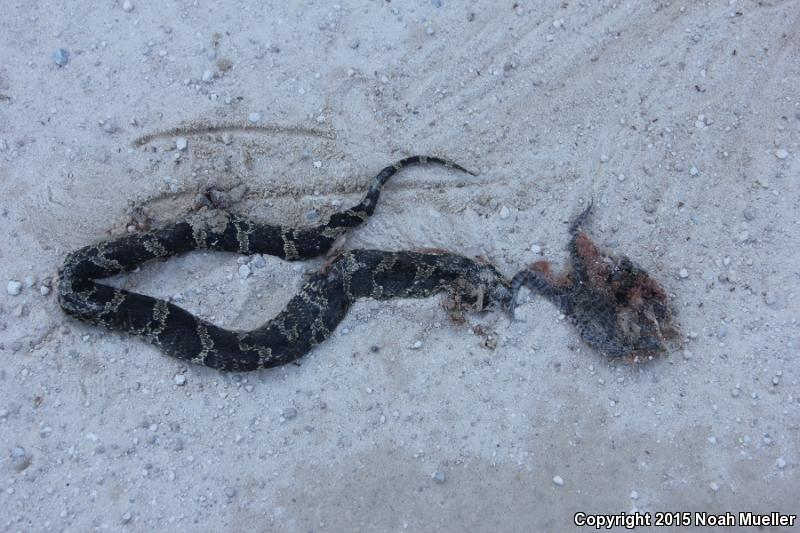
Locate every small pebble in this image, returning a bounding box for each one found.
[238,264,251,279]
[411,340,423,350]
[743,207,755,221]
[775,149,789,160]
[552,475,564,486]
[122,0,134,12]
[695,114,707,129]
[248,112,261,123]
[707,436,717,444]
[121,512,132,524]
[499,206,510,219]
[102,119,118,134]
[10,446,31,472]
[678,268,689,279]
[530,244,541,254]
[690,165,699,176]
[281,407,297,420]
[7,280,22,295]
[600,154,609,163]
[202,69,214,83]
[629,490,639,500]
[764,291,777,306]
[709,482,720,492]
[53,48,69,67]
[431,0,442,6]
[432,470,446,484]
[305,210,319,221]
[776,457,787,469]
[10,446,26,458]
[251,255,266,268]
[173,374,187,386]
[175,137,188,151]
[426,26,435,36]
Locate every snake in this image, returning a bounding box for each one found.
[58,156,677,372]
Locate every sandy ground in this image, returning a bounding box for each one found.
[1,0,799,531]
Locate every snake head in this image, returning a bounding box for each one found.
[572,250,679,358]
[513,203,680,358]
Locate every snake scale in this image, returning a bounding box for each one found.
[58,156,677,371]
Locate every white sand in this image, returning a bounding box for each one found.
[1,1,797,530]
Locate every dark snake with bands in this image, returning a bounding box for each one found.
[58,156,678,371]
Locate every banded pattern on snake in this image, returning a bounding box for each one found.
[58,156,677,371]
